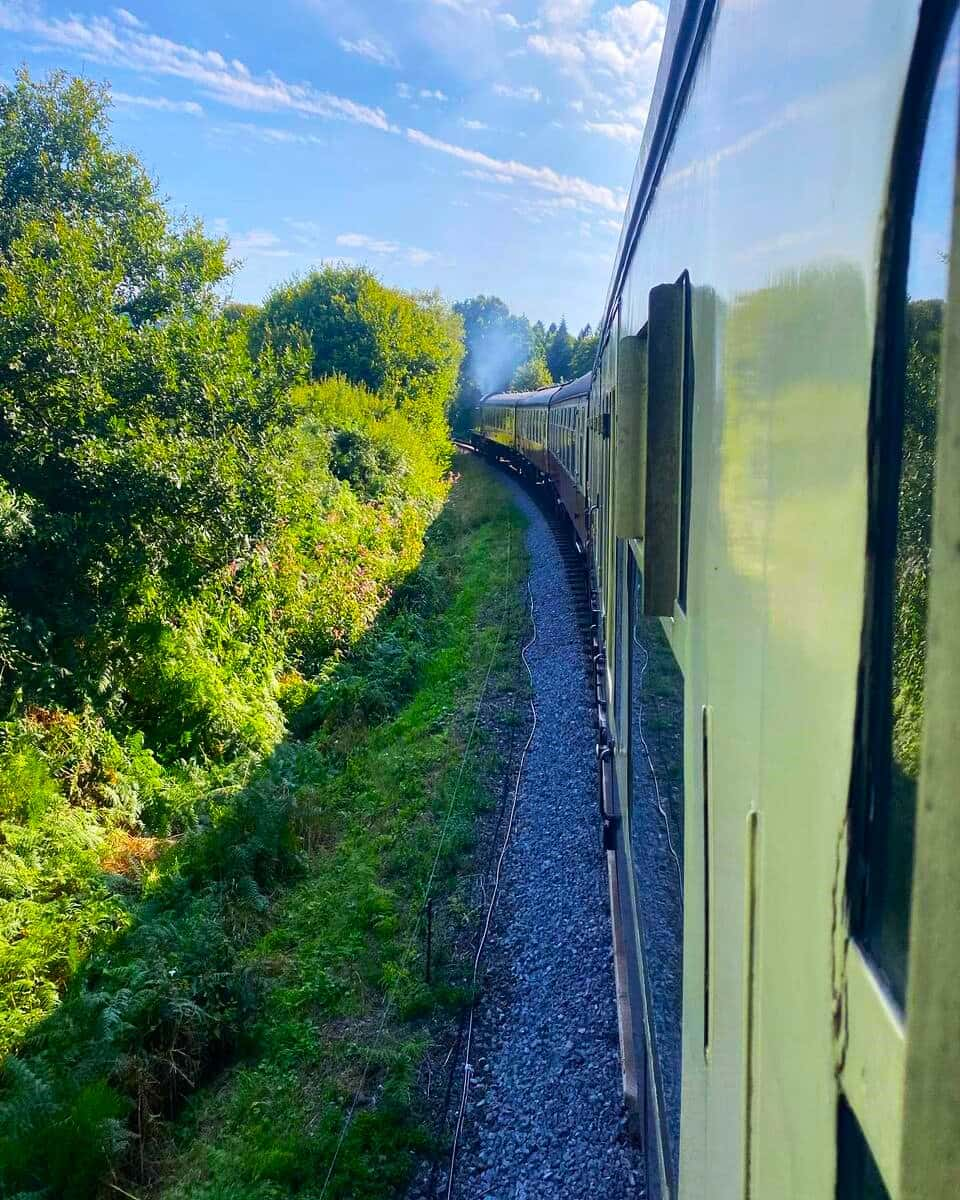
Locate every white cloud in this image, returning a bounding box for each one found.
[406,127,626,212]
[463,167,514,184]
[337,232,400,254]
[427,0,494,11]
[338,37,399,68]
[396,82,412,99]
[459,117,489,130]
[583,118,643,143]
[0,2,395,132]
[493,82,542,102]
[230,228,295,259]
[527,33,585,65]
[497,10,540,29]
[112,90,203,115]
[335,231,444,267]
[214,121,326,147]
[569,98,584,112]
[286,219,325,240]
[527,1,665,111]
[581,2,664,81]
[541,0,594,25]
[511,193,588,223]
[419,88,448,101]
[113,7,144,28]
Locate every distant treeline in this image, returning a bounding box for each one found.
[451,296,599,402]
[228,294,599,431]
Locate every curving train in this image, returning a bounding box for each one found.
[469,1,960,1198]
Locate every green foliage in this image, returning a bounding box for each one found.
[223,301,261,329]
[0,69,460,1188]
[254,266,463,445]
[0,70,308,735]
[569,324,598,377]
[150,456,527,1200]
[0,458,525,1200]
[510,353,554,391]
[892,299,942,776]
[453,294,532,407]
[450,298,595,432]
[545,315,572,382]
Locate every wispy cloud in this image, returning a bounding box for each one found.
[419,88,448,101]
[459,117,489,130]
[497,10,540,30]
[338,36,399,68]
[406,127,626,212]
[112,90,203,115]
[213,121,327,147]
[0,1,395,131]
[528,33,585,66]
[113,7,144,28]
[335,231,446,267]
[583,118,643,144]
[541,0,595,25]
[527,1,665,114]
[230,228,295,259]
[492,82,542,102]
[462,167,514,184]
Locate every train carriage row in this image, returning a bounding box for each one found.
[470,0,959,1197]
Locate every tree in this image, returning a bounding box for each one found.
[569,327,599,377]
[546,316,573,382]
[530,319,547,359]
[223,301,260,328]
[510,355,554,391]
[255,266,463,439]
[0,70,307,718]
[448,294,530,432]
[453,295,531,394]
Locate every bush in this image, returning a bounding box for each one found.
[0,69,464,1198]
[253,265,464,453]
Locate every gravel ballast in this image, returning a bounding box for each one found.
[432,463,646,1200]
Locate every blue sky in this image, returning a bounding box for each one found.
[0,0,669,330]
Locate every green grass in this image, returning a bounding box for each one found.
[140,453,528,1200]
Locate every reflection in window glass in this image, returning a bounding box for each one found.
[628,553,684,1191]
[863,15,957,1007]
[836,1098,890,1200]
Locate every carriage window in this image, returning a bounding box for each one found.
[855,11,957,1010]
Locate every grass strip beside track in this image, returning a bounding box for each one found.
[148,453,528,1200]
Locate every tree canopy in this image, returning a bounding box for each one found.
[454,294,532,397]
[254,265,463,442]
[450,296,597,429]
[0,69,307,718]
[510,354,554,391]
[545,316,573,382]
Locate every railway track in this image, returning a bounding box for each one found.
[411,448,644,1200]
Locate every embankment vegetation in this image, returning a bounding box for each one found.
[0,69,525,1199]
